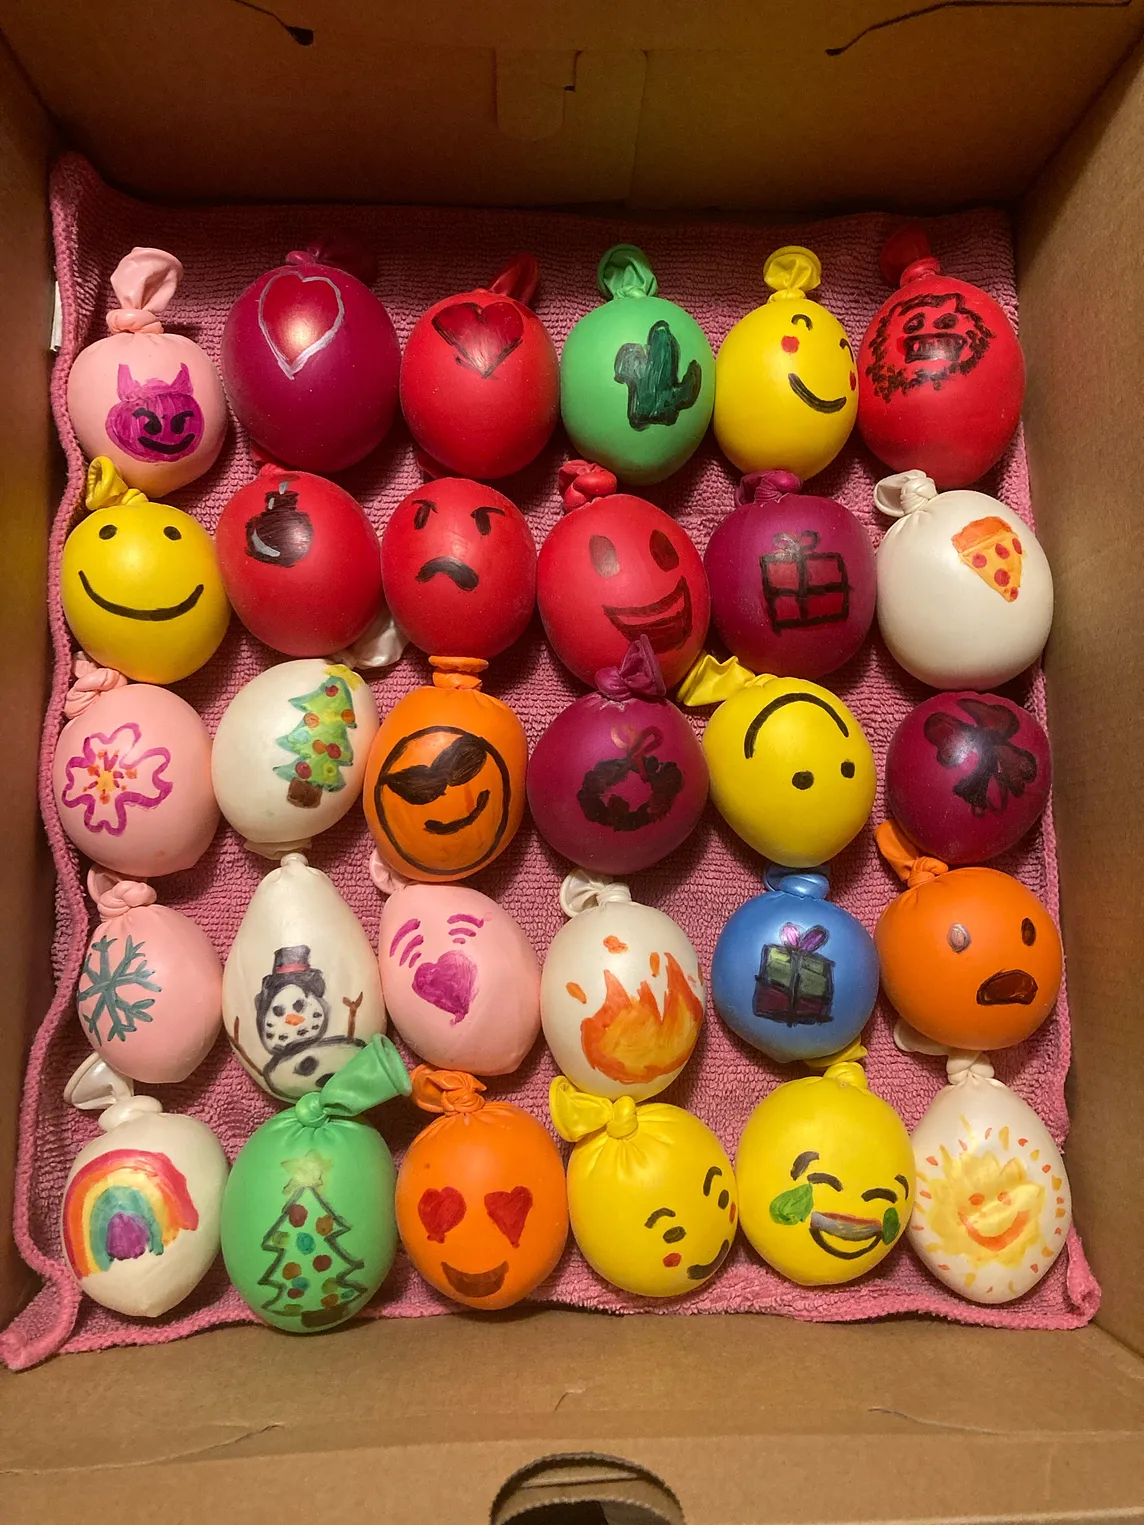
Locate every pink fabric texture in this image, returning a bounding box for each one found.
[0,154,1098,1369]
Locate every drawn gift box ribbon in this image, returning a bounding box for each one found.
[753,921,835,1026]
[760,530,851,631]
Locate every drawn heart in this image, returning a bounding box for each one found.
[258,271,346,379]
[432,300,524,378]
[418,1186,466,1244]
[412,950,477,1024]
[484,1186,533,1248]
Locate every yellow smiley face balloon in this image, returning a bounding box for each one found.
[715,246,857,480]
[679,654,875,867]
[736,1060,914,1285]
[549,1077,737,1298]
[61,458,230,684]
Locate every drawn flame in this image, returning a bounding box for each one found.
[580,952,702,1084]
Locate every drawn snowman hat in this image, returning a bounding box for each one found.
[270,945,316,979]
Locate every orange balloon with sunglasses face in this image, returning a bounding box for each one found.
[874,821,1062,1051]
[363,660,527,883]
[396,1067,569,1309]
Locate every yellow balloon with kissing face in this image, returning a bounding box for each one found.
[736,1059,914,1285]
[679,653,875,867]
[714,246,857,480]
[549,1077,737,1298]
[61,458,230,684]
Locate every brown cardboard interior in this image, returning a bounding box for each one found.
[3,4,1144,1521]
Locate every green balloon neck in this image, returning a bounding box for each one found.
[293,1036,411,1126]
[598,243,658,301]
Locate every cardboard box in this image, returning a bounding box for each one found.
[2,5,1144,1520]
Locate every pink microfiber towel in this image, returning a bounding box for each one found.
[0,154,1098,1369]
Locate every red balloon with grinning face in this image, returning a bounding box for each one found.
[858,226,1025,488]
[381,478,537,660]
[537,461,710,687]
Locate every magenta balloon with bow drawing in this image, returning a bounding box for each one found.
[527,636,708,875]
[705,471,876,680]
[372,854,541,1076]
[221,238,401,473]
[67,248,228,494]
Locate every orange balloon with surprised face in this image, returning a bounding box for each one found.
[364,659,527,883]
[874,821,1062,1051]
[396,1067,569,1309]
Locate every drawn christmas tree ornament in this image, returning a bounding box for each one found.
[400,254,559,480]
[560,244,715,485]
[858,225,1025,488]
[395,1066,568,1310]
[540,869,705,1102]
[714,246,857,481]
[875,471,1053,690]
[221,237,400,473]
[52,659,219,879]
[678,653,876,869]
[528,637,708,876]
[212,659,379,857]
[372,853,540,1075]
[550,1076,737,1298]
[537,460,709,687]
[893,1031,1072,1303]
[221,1035,411,1332]
[60,1055,228,1317]
[216,464,385,658]
[874,820,1063,1052]
[886,692,1051,865]
[77,871,222,1084]
[705,471,876,680]
[61,458,230,685]
[225,853,386,1101]
[66,247,227,494]
[711,866,878,1064]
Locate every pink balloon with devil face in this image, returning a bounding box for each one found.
[67,248,228,495]
[376,876,540,1075]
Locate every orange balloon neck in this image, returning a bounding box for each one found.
[430,655,487,691]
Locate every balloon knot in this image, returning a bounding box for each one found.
[411,1066,487,1114]
[605,1097,639,1139]
[595,636,665,701]
[430,655,487,690]
[559,460,617,510]
[735,470,801,507]
[64,657,128,718]
[89,870,157,919]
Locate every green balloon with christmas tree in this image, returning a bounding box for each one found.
[221,1035,411,1333]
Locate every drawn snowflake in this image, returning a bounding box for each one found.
[77,934,161,1044]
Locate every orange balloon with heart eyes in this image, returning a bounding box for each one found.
[395,1067,568,1309]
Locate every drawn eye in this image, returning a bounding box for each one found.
[169,410,195,433]
[590,534,619,577]
[934,312,958,330]
[792,771,814,790]
[418,1186,466,1243]
[131,408,162,435]
[840,760,855,778]
[163,525,181,540]
[662,1225,686,1243]
[649,529,679,571]
[1021,918,1037,946]
[472,505,506,537]
[412,499,436,530]
[272,1004,285,1016]
[948,923,972,953]
[904,313,926,334]
[98,524,117,540]
[791,313,813,330]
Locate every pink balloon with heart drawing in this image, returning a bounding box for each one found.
[221,239,401,473]
[376,880,541,1076]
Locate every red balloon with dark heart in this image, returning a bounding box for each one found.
[886,691,1051,865]
[527,637,709,875]
[705,470,876,680]
[221,237,400,473]
[381,477,536,660]
[216,463,384,656]
[537,461,710,687]
[400,255,559,480]
[857,226,1026,488]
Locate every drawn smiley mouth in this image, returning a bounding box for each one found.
[603,577,692,654]
[424,789,490,836]
[903,333,966,365]
[135,434,197,456]
[787,373,848,414]
[442,1260,509,1299]
[686,1239,731,1280]
[959,1209,1030,1252]
[809,1211,884,1260]
[79,570,205,622]
[417,556,480,592]
[977,969,1038,1006]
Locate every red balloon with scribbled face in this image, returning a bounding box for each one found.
[381,478,536,659]
[537,463,709,687]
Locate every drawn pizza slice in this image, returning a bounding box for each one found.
[951,515,1024,603]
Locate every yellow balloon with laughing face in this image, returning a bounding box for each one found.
[678,653,875,867]
[736,1060,914,1285]
[549,1077,737,1298]
[714,246,857,480]
[61,458,230,684]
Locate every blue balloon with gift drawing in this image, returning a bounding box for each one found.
[711,866,879,1063]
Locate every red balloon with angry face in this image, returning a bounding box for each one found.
[858,226,1025,488]
[537,461,710,687]
[381,478,537,660]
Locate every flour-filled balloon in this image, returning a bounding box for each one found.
[537,461,709,687]
[400,254,559,480]
[858,225,1025,487]
[221,238,400,473]
[706,471,876,679]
